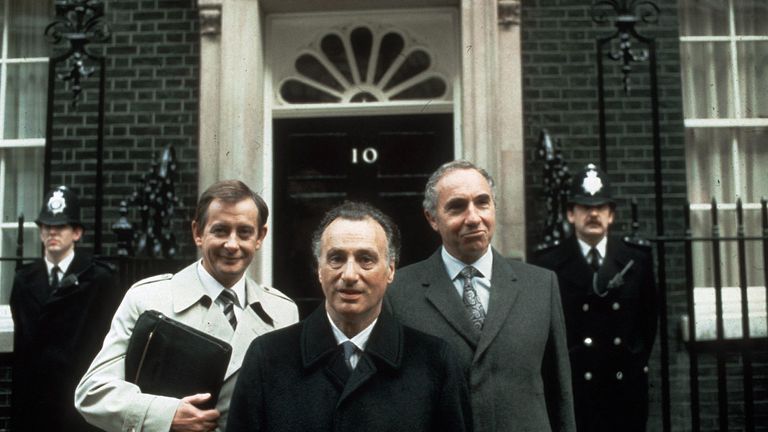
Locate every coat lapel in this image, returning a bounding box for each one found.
[301,307,348,388]
[475,249,521,360]
[421,250,481,347]
[46,254,92,304]
[337,309,402,406]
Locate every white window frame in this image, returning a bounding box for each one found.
[678,0,767,340]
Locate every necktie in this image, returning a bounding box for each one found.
[342,341,357,370]
[50,265,61,289]
[459,266,486,330]
[587,247,601,273]
[219,289,238,330]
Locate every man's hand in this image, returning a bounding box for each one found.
[171,393,221,432]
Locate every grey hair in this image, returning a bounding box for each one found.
[422,160,496,216]
[312,201,401,266]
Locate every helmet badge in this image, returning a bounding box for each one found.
[47,190,67,215]
[581,165,604,196]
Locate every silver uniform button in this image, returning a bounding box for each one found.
[643,366,649,373]
[613,337,622,346]
[584,372,593,381]
[584,337,593,347]
[612,302,620,310]
[582,303,589,312]
[616,371,623,380]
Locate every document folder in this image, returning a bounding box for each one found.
[125,310,233,409]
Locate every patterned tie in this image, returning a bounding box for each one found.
[50,265,61,289]
[219,289,238,330]
[342,341,357,370]
[459,266,486,330]
[587,247,601,273]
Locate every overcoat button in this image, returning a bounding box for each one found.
[584,337,593,347]
[582,303,589,312]
[613,337,622,345]
[612,302,620,310]
[584,372,593,381]
[616,371,623,380]
[644,366,649,373]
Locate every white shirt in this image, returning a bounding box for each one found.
[577,236,608,266]
[45,250,75,284]
[327,312,377,369]
[196,260,247,322]
[441,246,493,311]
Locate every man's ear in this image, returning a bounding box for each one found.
[566,209,576,224]
[191,221,203,247]
[255,225,268,249]
[424,209,439,232]
[72,226,84,242]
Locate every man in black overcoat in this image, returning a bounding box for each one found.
[10,186,121,432]
[227,201,471,432]
[532,164,657,432]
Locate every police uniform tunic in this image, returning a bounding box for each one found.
[533,235,657,432]
[10,254,121,432]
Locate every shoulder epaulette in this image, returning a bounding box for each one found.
[623,235,652,249]
[261,285,295,303]
[132,273,174,288]
[91,258,117,272]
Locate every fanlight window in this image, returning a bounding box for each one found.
[279,26,448,104]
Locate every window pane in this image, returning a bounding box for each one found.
[685,128,768,204]
[4,63,48,139]
[738,41,768,119]
[678,0,729,37]
[1,227,40,303]
[680,42,733,119]
[1,148,44,222]
[8,0,52,58]
[735,0,768,36]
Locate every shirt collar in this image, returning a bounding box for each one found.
[326,311,377,352]
[45,250,75,274]
[196,260,246,307]
[440,246,493,281]
[577,236,608,260]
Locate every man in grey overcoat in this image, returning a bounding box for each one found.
[386,160,576,432]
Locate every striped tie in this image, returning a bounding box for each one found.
[219,289,238,329]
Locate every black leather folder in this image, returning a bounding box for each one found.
[125,310,233,409]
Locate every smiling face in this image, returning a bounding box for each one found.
[40,224,83,264]
[318,217,395,337]
[567,203,614,246]
[426,168,496,263]
[192,198,267,288]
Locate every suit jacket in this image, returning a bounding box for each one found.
[75,262,299,432]
[226,306,472,432]
[532,236,657,432]
[10,253,120,432]
[386,248,575,432]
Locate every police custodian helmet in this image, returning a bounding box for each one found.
[568,163,615,207]
[35,185,82,227]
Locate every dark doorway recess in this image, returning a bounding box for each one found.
[273,114,453,317]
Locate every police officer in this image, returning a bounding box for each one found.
[532,164,657,432]
[10,186,121,432]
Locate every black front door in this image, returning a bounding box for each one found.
[273,114,453,316]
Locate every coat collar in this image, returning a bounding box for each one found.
[301,305,403,371]
[301,305,403,405]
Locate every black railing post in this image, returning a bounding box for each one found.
[16,215,25,271]
[683,202,699,431]
[710,198,728,431]
[736,199,754,432]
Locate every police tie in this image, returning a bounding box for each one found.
[219,289,238,330]
[587,247,601,273]
[50,265,61,289]
[459,266,486,330]
[341,341,358,371]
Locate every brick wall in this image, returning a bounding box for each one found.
[48,0,201,260]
